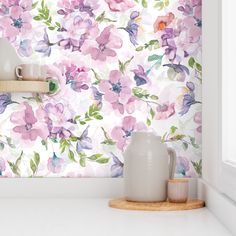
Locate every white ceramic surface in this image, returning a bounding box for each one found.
[0,199,232,236]
[124,132,176,202]
[15,64,47,81]
[0,38,22,80]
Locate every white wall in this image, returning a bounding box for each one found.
[202,0,220,188]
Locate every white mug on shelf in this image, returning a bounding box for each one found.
[15,64,47,81]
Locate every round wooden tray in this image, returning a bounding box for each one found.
[0,80,49,93]
[109,198,205,211]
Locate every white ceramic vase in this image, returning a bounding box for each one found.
[124,132,176,202]
[0,38,22,80]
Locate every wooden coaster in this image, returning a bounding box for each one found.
[0,80,49,93]
[109,198,205,211]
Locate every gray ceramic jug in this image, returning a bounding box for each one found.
[124,132,176,202]
[0,38,22,80]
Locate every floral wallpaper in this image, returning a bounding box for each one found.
[0,0,202,177]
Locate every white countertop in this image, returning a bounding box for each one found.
[0,199,232,236]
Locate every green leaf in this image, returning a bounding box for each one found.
[30,159,37,174]
[191,160,202,176]
[96,158,109,164]
[91,69,102,84]
[95,115,103,120]
[32,1,39,9]
[101,127,116,146]
[34,152,40,166]
[148,54,162,62]
[48,26,55,30]
[182,142,188,150]
[188,57,195,68]
[142,0,148,7]
[150,95,159,100]
[6,137,15,148]
[196,63,202,72]
[80,158,86,167]
[190,137,199,148]
[68,150,77,162]
[136,46,143,51]
[150,108,155,119]
[88,154,103,161]
[146,118,151,126]
[0,142,4,150]
[170,126,178,134]
[33,16,42,21]
[70,137,78,142]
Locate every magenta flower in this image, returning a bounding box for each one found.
[156,102,175,120]
[47,152,64,174]
[99,70,132,114]
[111,116,146,150]
[81,25,122,61]
[10,102,49,142]
[0,5,31,39]
[105,0,134,12]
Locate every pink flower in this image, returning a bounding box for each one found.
[105,0,134,12]
[181,16,201,43]
[153,12,175,32]
[99,70,133,114]
[63,63,90,92]
[0,5,31,39]
[81,25,122,61]
[44,103,72,139]
[47,152,64,174]
[111,116,146,150]
[10,102,49,142]
[155,102,175,120]
[194,111,202,133]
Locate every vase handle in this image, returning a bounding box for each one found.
[167,147,176,179]
[15,66,23,80]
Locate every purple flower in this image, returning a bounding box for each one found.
[163,63,189,81]
[0,93,15,114]
[35,30,53,57]
[132,65,149,86]
[122,11,140,46]
[111,153,123,177]
[76,126,92,153]
[163,63,189,75]
[18,39,32,57]
[58,38,81,52]
[176,156,190,176]
[179,82,201,115]
[92,86,103,109]
[44,103,72,139]
[161,28,178,61]
[47,152,64,174]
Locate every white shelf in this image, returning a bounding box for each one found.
[0,80,49,93]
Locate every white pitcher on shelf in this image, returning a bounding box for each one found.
[0,38,22,81]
